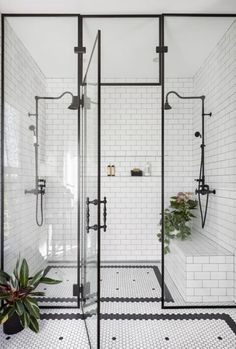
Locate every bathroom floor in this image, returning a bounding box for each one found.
[1,263,236,348]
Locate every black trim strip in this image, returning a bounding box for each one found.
[39,312,236,336]
[100,297,170,303]
[37,297,173,303]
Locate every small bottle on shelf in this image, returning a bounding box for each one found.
[111,165,116,176]
[107,164,111,176]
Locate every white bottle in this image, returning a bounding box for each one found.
[144,162,151,176]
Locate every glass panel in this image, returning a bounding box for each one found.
[81,32,100,348]
[163,16,236,307]
[83,17,159,83]
[3,16,79,307]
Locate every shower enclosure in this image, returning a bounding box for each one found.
[162,15,236,308]
[1,11,236,349]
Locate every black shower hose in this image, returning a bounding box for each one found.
[198,155,209,228]
[36,191,44,227]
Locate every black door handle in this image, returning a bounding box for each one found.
[101,197,107,232]
[86,197,107,233]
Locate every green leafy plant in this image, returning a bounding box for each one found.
[158,192,198,254]
[0,258,61,333]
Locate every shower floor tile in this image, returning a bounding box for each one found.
[0,310,89,349]
[1,263,236,348]
[100,318,236,349]
[37,263,172,306]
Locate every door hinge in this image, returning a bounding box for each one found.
[74,46,86,54]
[156,46,168,53]
[80,94,84,108]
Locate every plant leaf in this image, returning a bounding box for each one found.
[29,270,44,289]
[40,277,62,285]
[13,258,20,280]
[28,316,39,333]
[20,310,30,328]
[0,270,11,284]
[23,298,40,319]
[19,259,29,287]
[30,291,45,296]
[15,300,25,316]
[0,306,15,324]
[0,294,10,300]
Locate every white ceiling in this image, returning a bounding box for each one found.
[0,0,236,14]
[7,15,235,79]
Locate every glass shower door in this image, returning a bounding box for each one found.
[81,31,101,348]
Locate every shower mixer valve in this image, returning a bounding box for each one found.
[38,178,46,195]
[25,178,46,195]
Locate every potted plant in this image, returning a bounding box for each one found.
[0,258,61,334]
[158,192,198,254]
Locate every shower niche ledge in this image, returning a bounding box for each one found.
[165,233,234,303]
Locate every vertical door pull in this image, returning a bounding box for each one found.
[86,197,107,233]
[101,197,107,232]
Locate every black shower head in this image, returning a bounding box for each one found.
[68,96,80,110]
[195,131,202,138]
[164,101,172,110]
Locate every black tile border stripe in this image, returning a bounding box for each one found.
[101,297,166,303]
[37,296,173,304]
[40,312,236,336]
[41,264,173,303]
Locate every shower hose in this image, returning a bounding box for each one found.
[36,191,44,227]
[197,154,209,229]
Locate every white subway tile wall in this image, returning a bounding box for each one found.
[4,20,47,273]
[192,20,236,301]
[44,78,78,261]
[101,83,162,261]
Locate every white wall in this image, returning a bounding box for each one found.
[44,78,78,261]
[164,78,194,203]
[192,20,236,300]
[192,20,236,251]
[101,81,161,261]
[4,19,47,274]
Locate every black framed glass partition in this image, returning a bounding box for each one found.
[162,14,236,309]
[82,15,161,85]
[80,31,101,349]
[1,14,80,308]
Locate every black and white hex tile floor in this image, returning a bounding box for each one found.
[0,263,236,348]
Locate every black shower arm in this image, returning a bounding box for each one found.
[165,91,205,104]
[35,91,74,101]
